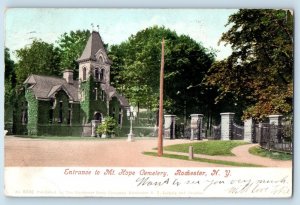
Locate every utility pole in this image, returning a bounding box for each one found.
[157,38,165,157]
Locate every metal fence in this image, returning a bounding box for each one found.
[231,123,244,140]
[208,124,221,140]
[5,122,27,135]
[174,123,206,140]
[255,123,293,153]
[37,124,91,136]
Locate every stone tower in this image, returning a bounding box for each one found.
[77,31,112,85]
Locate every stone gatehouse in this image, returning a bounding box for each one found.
[16,31,129,136]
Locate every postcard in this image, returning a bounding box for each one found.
[4,8,293,197]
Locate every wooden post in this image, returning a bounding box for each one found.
[189,146,194,160]
[157,38,165,157]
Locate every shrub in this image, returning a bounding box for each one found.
[96,117,118,137]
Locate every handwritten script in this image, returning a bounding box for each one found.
[61,168,291,196]
[5,167,292,197]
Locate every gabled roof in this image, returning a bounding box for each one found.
[114,93,130,107]
[23,74,79,101]
[101,84,129,107]
[77,31,111,63]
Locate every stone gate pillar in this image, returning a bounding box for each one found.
[220,112,234,140]
[164,115,176,139]
[244,118,254,143]
[190,114,203,140]
[269,114,283,142]
[269,115,283,125]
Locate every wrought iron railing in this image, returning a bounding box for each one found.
[231,123,244,140]
[256,124,293,153]
[209,124,221,140]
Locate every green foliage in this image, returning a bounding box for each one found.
[163,140,248,156]
[249,146,292,160]
[15,40,61,85]
[109,26,215,116]
[57,30,90,76]
[80,78,92,122]
[96,116,118,136]
[204,9,293,120]
[25,90,38,135]
[4,48,16,122]
[80,77,108,123]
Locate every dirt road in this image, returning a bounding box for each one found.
[4,136,292,167]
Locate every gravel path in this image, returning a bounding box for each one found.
[5,136,292,167]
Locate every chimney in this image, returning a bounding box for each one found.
[63,69,74,84]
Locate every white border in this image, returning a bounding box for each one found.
[1,0,299,204]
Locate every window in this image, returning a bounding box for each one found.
[95,68,99,80]
[100,69,104,81]
[49,100,54,123]
[118,108,122,126]
[58,101,63,123]
[112,107,116,118]
[21,101,28,125]
[67,103,72,125]
[82,67,86,81]
[94,88,98,100]
[101,90,105,101]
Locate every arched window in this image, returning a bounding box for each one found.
[100,69,104,81]
[101,90,105,101]
[112,107,116,118]
[82,67,86,81]
[95,68,99,80]
[118,108,122,126]
[94,88,98,100]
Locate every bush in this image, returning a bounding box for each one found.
[96,117,118,137]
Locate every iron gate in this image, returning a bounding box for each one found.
[231,123,244,140]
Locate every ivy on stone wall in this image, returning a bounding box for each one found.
[25,90,38,135]
[80,77,108,123]
[80,77,92,123]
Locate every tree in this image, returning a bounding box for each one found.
[5,48,16,122]
[204,9,293,120]
[56,30,90,78]
[15,40,61,85]
[109,26,215,119]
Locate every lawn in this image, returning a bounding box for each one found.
[249,146,292,161]
[163,140,248,156]
[143,152,263,167]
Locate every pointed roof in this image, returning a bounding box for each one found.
[77,31,108,62]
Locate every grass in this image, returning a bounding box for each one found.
[163,140,248,156]
[249,146,292,161]
[143,152,263,167]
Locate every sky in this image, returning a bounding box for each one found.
[5,9,237,61]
